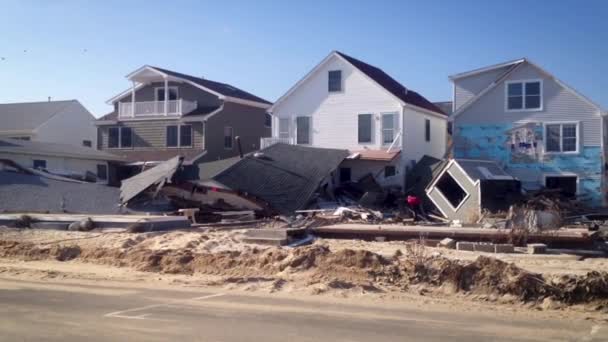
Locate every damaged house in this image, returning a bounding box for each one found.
[450,58,607,206]
[426,159,521,222]
[264,51,448,189]
[95,65,272,180]
[150,143,349,215]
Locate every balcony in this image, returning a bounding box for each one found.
[118,99,197,118]
[260,137,295,149]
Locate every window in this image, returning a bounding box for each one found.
[545,123,578,153]
[425,119,431,142]
[279,118,290,139]
[82,140,92,148]
[435,171,468,209]
[224,126,233,149]
[180,125,192,147]
[265,113,272,128]
[384,165,396,178]
[339,167,351,183]
[155,86,178,101]
[33,159,47,170]
[506,80,542,110]
[120,127,132,148]
[545,176,577,198]
[166,125,178,147]
[108,127,119,148]
[296,116,311,145]
[328,70,342,92]
[108,127,132,148]
[381,113,396,144]
[358,114,372,143]
[97,164,108,181]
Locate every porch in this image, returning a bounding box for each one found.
[118,99,197,118]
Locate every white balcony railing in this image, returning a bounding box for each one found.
[118,99,197,118]
[260,137,295,149]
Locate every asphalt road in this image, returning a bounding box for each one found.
[0,277,605,342]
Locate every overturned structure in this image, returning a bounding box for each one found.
[426,159,522,223]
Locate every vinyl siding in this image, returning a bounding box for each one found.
[98,120,204,150]
[453,66,512,111]
[271,54,402,151]
[427,163,480,222]
[116,81,222,110]
[455,63,602,146]
[402,106,447,165]
[35,101,97,147]
[0,152,108,183]
[199,102,271,162]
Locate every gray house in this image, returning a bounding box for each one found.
[96,65,272,172]
[450,58,607,207]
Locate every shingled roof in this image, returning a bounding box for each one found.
[197,143,349,214]
[335,51,445,116]
[0,100,80,131]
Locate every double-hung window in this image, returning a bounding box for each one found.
[328,70,342,92]
[155,87,179,101]
[108,127,132,148]
[358,114,372,143]
[425,119,431,142]
[166,125,193,148]
[545,122,578,153]
[506,80,542,111]
[224,126,233,149]
[296,116,311,145]
[381,113,397,145]
[278,118,290,139]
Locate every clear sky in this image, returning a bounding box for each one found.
[1,0,607,117]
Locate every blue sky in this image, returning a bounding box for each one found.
[1,0,607,116]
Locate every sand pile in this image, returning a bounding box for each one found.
[1,236,607,306]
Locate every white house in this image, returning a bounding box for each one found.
[264,51,448,187]
[0,100,97,148]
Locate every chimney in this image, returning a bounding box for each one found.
[48,96,51,102]
[235,136,243,158]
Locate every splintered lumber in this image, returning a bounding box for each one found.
[312,224,596,245]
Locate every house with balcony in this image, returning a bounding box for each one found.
[450,58,607,206]
[96,65,272,177]
[265,51,447,188]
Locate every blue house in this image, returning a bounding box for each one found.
[449,58,607,206]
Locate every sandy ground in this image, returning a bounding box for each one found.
[0,227,607,322]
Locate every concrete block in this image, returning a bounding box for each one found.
[456,241,475,251]
[438,238,456,249]
[494,244,515,253]
[474,243,495,253]
[527,243,547,254]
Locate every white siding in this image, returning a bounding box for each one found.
[35,101,97,148]
[455,63,602,146]
[402,107,447,165]
[0,152,108,182]
[271,55,402,151]
[453,66,512,111]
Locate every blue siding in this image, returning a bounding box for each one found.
[454,124,603,206]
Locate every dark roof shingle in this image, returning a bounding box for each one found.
[335,52,445,116]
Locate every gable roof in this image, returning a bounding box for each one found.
[269,51,445,116]
[107,66,271,107]
[450,58,606,119]
[0,138,123,161]
[198,143,349,214]
[448,58,525,81]
[0,100,78,132]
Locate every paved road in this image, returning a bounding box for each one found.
[0,277,605,342]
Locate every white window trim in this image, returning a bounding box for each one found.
[278,118,290,139]
[295,116,312,145]
[108,126,133,149]
[357,113,374,144]
[434,169,471,212]
[264,113,272,128]
[505,79,543,112]
[224,126,234,150]
[166,124,193,148]
[154,86,179,101]
[381,112,398,146]
[543,173,579,196]
[328,70,343,93]
[542,121,580,155]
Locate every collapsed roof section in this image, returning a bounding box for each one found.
[196,143,350,214]
[120,156,183,204]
